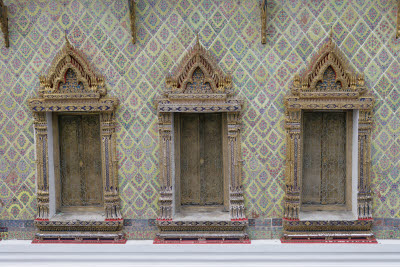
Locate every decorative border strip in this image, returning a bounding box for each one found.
[32,239,127,244]
[280,238,378,244]
[0,218,399,239]
[154,238,251,244]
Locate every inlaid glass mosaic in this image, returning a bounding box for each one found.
[0,0,399,239]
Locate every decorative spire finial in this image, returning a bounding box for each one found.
[65,30,71,46]
[196,32,200,46]
[329,25,333,43]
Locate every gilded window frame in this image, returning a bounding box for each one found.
[282,37,375,242]
[154,37,248,243]
[27,37,123,242]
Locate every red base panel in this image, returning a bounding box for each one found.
[32,239,127,244]
[280,238,378,244]
[154,238,251,244]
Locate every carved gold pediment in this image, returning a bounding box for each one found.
[38,36,106,100]
[28,36,118,112]
[156,36,242,113]
[291,37,366,99]
[164,36,232,99]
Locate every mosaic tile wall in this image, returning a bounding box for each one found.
[0,0,399,239]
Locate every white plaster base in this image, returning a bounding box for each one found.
[300,210,356,221]
[1,240,400,266]
[49,209,105,221]
[174,206,230,221]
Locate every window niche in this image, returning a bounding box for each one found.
[282,37,376,242]
[28,38,124,243]
[155,38,248,243]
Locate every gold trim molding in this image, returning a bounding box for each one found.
[27,37,122,240]
[0,0,9,47]
[283,36,375,241]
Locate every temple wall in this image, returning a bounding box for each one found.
[0,0,399,239]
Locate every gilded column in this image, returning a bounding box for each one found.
[158,112,173,220]
[227,112,245,220]
[284,110,301,220]
[100,112,121,219]
[357,110,373,219]
[33,112,49,219]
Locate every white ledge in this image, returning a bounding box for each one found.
[1,240,400,266]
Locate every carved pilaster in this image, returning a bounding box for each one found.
[159,186,173,220]
[357,110,373,219]
[33,112,49,219]
[284,110,301,220]
[227,112,245,220]
[158,112,173,220]
[100,112,121,219]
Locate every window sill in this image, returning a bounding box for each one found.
[300,210,357,221]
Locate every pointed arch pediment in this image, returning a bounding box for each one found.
[156,37,242,113]
[164,38,232,97]
[28,38,118,113]
[39,38,106,99]
[291,39,366,99]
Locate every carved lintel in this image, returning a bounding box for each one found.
[0,0,9,47]
[129,0,136,44]
[261,0,267,44]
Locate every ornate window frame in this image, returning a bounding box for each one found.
[154,38,249,243]
[28,38,124,243]
[282,37,376,242]
[0,0,9,47]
